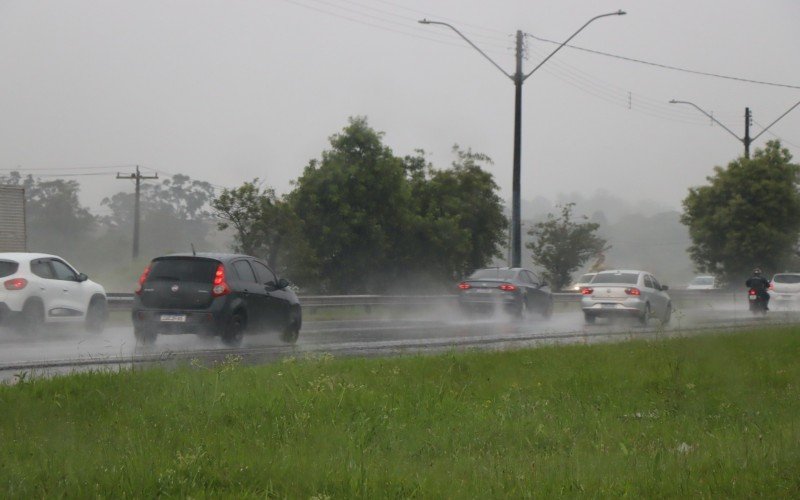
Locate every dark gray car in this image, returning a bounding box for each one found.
[457,267,553,319]
[131,253,301,346]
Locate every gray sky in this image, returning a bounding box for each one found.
[1,0,798,215]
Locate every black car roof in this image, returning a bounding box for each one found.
[154,252,255,263]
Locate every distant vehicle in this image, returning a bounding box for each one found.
[457,267,553,319]
[570,272,597,292]
[581,269,671,325]
[0,252,107,334]
[687,275,717,290]
[768,272,800,306]
[132,253,302,346]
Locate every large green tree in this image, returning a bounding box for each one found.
[681,140,800,284]
[526,203,608,291]
[288,117,414,293]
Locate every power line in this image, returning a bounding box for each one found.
[525,32,800,90]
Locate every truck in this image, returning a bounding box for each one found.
[0,185,27,252]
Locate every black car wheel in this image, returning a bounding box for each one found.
[639,304,651,326]
[662,303,672,325]
[16,298,44,334]
[221,309,246,347]
[85,296,107,333]
[281,306,301,344]
[134,325,157,345]
[584,312,596,325]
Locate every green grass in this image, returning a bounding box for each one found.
[1,327,799,497]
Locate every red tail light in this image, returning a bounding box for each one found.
[458,282,471,290]
[3,278,27,291]
[749,288,757,296]
[625,287,641,296]
[581,287,593,295]
[135,265,151,295]
[212,263,230,297]
[498,283,517,292]
[768,282,774,290]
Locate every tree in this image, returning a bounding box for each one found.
[526,203,608,291]
[681,140,800,284]
[288,117,415,293]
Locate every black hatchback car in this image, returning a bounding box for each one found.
[457,267,553,319]
[131,253,301,346]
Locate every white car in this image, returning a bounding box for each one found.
[769,273,800,306]
[0,253,107,333]
[581,269,672,325]
[687,275,716,290]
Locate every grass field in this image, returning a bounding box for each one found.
[1,327,798,497]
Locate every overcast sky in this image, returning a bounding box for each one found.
[1,0,798,215]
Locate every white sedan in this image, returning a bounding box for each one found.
[0,252,107,334]
[581,269,672,325]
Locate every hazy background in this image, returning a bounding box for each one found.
[1,0,798,287]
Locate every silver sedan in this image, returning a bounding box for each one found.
[580,269,672,325]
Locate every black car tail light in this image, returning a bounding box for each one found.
[211,263,230,297]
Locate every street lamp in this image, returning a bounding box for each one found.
[420,11,625,268]
[669,99,800,159]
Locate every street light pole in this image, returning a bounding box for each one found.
[670,99,800,159]
[420,11,625,268]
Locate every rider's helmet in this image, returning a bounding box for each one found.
[753,268,763,276]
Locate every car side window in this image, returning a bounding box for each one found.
[51,260,78,281]
[232,260,257,283]
[31,259,55,279]
[643,275,654,289]
[651,276,662,290]
[251,260,277,284]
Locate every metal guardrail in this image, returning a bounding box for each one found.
[106,289,740,312]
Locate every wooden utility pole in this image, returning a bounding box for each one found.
[116,166,158,259]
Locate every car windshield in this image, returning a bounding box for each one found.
[593,272,639,285]
[691,277,714,285]
[468,269,516,281]
[772,274,800,284]
[147,258,218,283]
[0,260,19,278]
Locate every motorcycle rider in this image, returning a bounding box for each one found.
[745,268,771,310]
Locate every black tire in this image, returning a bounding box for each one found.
[281,306,302,345]
[639,304,651,326]
[221,310,246,347]
[662,303,672,325]
[542,299,554,319]
[85,296,107,333]
[584,312,596,325]
[134,325,157,345]
[15,299,44,334]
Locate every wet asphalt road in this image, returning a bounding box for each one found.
[1,301,798,381]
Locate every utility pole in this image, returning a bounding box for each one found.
[116,166,158,259]
[670,100,800,160]
[420,11,625,268]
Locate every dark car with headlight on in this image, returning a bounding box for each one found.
[457,267,553,319]
[131,253,301,346]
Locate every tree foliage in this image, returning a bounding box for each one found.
[526,203,608,291]
[681,140,800,284]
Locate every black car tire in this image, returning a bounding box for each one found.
[584,312,596,325]
[281,306,302,344]
[639,304,651,326]
[662,303,672,325]
[134,325,157,345]
[16,298,44,334]
[221,309,246,347]
[85,296,107,333]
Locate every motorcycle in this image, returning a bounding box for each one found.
[748,288,768,314]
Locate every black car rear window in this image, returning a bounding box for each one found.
[469,269,517,280]
[0,260,19,278]
[147,258,218,283]
[593,272,639,285]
